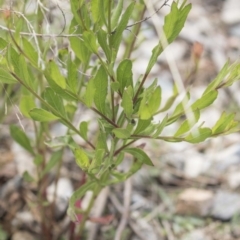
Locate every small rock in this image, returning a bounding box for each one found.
[181,229,211,240]
[176,188,214,216]
[227,171,240,189]
[221,0,240,24]
[12,231,35,240]
[46,178,73,219]
[211,190,240,221]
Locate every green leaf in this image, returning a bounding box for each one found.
[29,108,59,122]
[91,0,101,23]
[148,86,161,115]
[191,90,218,110]
[74,148,90,170]
[41,150,62,178]
[84,78,96,107]
[23,171,35,182]
[112,128,131,139]
[19,95,36,118]
[152,114,168,138]
[45,75,77,101]
[48,61,66,89]
[7,46,20,75]
[164,2,191,43]
[45,135,78,149]
[69,19,90,64]
[123,148,154,166]
[10,125,34,154]
[82,31,98,53]
[134,119,151,135]
[111,0,124,29]
[97,29,111,62]
[18,55,31,87]
[94,66,108,113]
[70,0,85,26]
[145,44,164,75]
[117,59,133,93]
[121,88,133,118]
[185,127,212,143]
[68,181,96,216]
[158,93,178,113]
[0,67,17,84]
[22,37,38,67]
[0,37,7,50]
[174,110,200,137]
[79,121,88,140]
[172,92,190,117]
[110,2,135,51]
[203,61,230,95]
[96,130,108,151]
[34,154,43,166]
[212,112,235,134]
[44,88,66,118]
[67,57,78,93]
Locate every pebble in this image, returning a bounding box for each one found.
[176,188,214,217]
[211,190,240,221]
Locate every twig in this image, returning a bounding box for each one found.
[0,25,82,38]
[161,220,175,240]
[87,187,110,240]
[126,0,169,29]
[114,178,132,240]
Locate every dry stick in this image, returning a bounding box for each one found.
[87,187,110,240]
[109,194,145,240]
[114,178,132,240]
[161,220,175,240]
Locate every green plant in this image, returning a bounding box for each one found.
[0,0,240,238]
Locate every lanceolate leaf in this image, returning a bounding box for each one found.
[123,148,154,166]
[185,127,212,143]
[94,66,108,114]
[79,121,88,140]
[152,114,168,138]
[84,78,96,107]
[110,2,135,51]
[29,108,59,122]
[19,95,36,118]
[163,2,191,44]
[82,31,98,53]
[67,57,78,93]
[22,37,38,67]
[212,112,236,134]
[134,119,151,135]
[112,128,131,139]
[74,148,90,170]
[48,61,66,89]
[97,29,111,62]
[174,109,200,137]
[10,125,34,154]
[148,86,161,115]
[0,67,17,84]
[191,90,218,110]
[203,61,230,95]
[44,88,66,118]
[111,0,124,29]
[121,89,133,118]
[117,59,133,93]
[69,19,90,64]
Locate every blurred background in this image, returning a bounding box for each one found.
[0,0,240,239]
